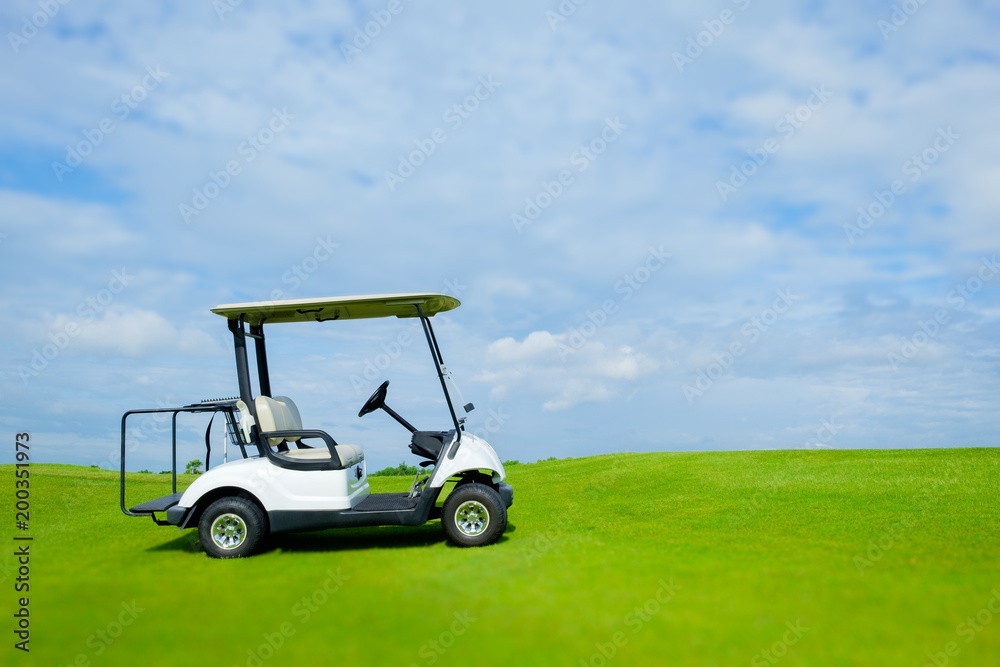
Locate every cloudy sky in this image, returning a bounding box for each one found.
[2,1,998,473]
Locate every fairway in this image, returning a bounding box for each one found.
[4,448,998,666]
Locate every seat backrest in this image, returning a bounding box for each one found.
[254,396,303,447]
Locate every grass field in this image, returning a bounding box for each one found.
[3,448,998,666]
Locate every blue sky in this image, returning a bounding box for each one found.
[1,0,998,473]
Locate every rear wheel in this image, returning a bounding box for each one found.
[198,497,266,558]
[441,483,506,547]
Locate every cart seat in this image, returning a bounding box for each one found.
[254,395,306,444]
[283,444,364,467]
[255,396,364,467]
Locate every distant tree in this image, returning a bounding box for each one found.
[185,459,203,475]
[158,470,171,475]
[138,469,152,474]
[503,460,521,466]
[371,462,419,477]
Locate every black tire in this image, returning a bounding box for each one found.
[198,497,266,558]
[441,482,507,547]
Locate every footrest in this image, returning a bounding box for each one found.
[129,493,184,514]
[352,492,418,512]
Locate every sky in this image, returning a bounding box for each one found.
[1,0,998,474]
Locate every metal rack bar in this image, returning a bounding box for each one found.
[119,401,247,517]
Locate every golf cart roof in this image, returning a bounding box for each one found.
[211,293,460,325]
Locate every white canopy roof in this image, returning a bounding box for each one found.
[211,293,460,325]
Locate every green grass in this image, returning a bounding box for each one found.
[3,448,998,666]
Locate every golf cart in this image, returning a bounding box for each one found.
[120,293,512,558]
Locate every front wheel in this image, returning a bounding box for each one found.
[441,483,507,547]
[198,496,266,558]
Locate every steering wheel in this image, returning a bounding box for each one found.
[359,380,389,418]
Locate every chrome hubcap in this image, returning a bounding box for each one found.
[455,500,489,536]
[211,513,247,550]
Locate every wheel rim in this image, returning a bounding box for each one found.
[454,500,490,536]
[211,513,247,550]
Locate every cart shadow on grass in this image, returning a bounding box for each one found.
[148,522,515,555]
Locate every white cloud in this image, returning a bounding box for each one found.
[477,330,658,410]
[45,308,221,359]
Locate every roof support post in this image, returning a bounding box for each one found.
[249,323,271,397]
[228,318,255,414]
[416,304,462,441]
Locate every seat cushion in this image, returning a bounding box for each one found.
[283,444,364,467]
[335,444,364,467]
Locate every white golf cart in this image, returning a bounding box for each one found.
[120,293,512,558]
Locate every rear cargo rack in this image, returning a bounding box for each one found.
[120,398,250,522]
